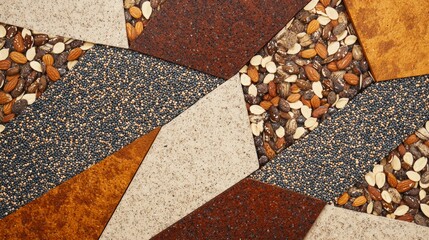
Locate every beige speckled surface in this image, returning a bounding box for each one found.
[0,0,128,48]
[305,205,429,240]
[100,75,259,240]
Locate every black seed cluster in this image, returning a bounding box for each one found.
[0,45,223,218]
[251,76,429,202]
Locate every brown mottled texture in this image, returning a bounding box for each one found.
[153,179,325,239]
[0,128,160,240]
[344,0,429,81]
[130,0,310,79]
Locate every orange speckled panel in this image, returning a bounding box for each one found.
[0,128,160,240]
[344,0,429,81]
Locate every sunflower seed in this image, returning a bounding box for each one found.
[304,0,319,10]
[394,205,409,216]
[250,55,263,66]
[345,35,357,45]
[250,105,266,115]
[30,61,42,72]
[381,190,392,203]
[0,48,9,61]
[240,74,251,86]
[52,42,65,54]
[287,43,301,55]
[142,1,153,19]
[26,47,36,61]
[293,127,306,139]
[391,155,401,170]
[266,61,277,73]
[404,152,414,166]
[325,7,339,20]
[376,172,386,188]
[414,157,428,172]
[407,171,421,182]
[365,172,376,186]
[421,204,429,218]
[327,41,340,55]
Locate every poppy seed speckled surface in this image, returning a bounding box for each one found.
[251,75,429,202]
[0,45,224,218]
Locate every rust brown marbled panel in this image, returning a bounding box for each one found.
[344,0,429,81]
[153,178,326,239]
[0,128,160,240]
[131,0,310,79]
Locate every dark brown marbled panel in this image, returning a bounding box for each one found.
[131,0,310,79]
[153,178,325,239]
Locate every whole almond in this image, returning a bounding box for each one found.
[287,93,301,103]
[304,65,320,82]
[301,97,312,108]
[3,75,19,93]
[337,192,350,205]
[247,67,259,83]
[301,49,317,58]
[42,54,54,66]
[404,134,419,145]
[0,59,11,70]
[126,23,138,41]
[327,61,338,71]
[3,99,15,115]
[307,20,320,34]
[0,91,13,104]
[336,52,352,70]
[321,0,331,7]
[396,179,415,193]
[13,32,25,52]
[310,95,321,108]
[46,65,61,81]
[129,6,142,18]
[367,185,382,201]
[315,3,325,12]
[352,195,367,207]
[396,213,414,222]
[315,43,328,59]
[260,101,272,110]
[10,51,27,64]
[344,73,359,86]
[67,48,83,61]
[2,113,15,123]
[386,172,398,187]
[135,21,144,36]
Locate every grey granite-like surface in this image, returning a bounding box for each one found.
[251,76,429,202]
[100,75,259,240]
[0,45,224,218]
[0,0,128,48]
[305,205,429,240]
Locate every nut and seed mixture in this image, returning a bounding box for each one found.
[240,0,373,166]
[0,23,93,133]
[123,0,162,41]
[336,121,429,227]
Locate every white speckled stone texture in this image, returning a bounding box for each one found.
[305,205,429,240]
[100,75,259,239]
[0,0,128,48]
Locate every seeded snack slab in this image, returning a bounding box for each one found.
[0,128,159,239]
[154,179,325,239]
[251,76,429,202]
[0,45,224,218]
[343,0,429,81]
[130,0,310,79]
